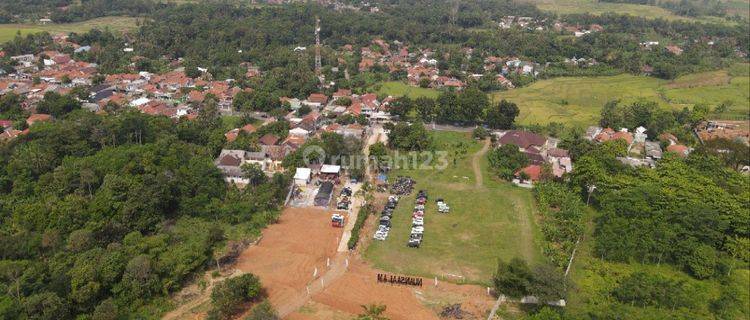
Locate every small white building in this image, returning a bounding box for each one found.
[129,97,150,107]
[294,168,312,186]
[289,127,310,138]
[321,164,341,177]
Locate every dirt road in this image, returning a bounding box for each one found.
[472,139,491,188]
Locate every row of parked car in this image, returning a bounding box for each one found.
[374,195,399,241]
[336,186,353,210]
[408,190,428,248]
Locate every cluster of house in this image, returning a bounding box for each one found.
[695,120,750,145]
[585,126,692,168]
[0,33,272,141]
[563,57,599,67]
[281,89,394,123]
[554,23,604,37]
[639,41,684,55]
[213,88,394,184]
[97,70,252,118]
[497,16,547,30]
[0,36,99,139]
[492,130,573,186]
[484,56,539,81]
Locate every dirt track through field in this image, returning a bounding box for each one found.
[472,139,491,188]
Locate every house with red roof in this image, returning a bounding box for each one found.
[514,164,542,187]
[666,144,690,158]
[497,130,547,151]
[305,93,328,107]
[259,134,280,146]
[26,114,52,126]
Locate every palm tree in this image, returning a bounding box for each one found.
[355,304,389,320]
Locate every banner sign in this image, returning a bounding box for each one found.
[376,273,423,287]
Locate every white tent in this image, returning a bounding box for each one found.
[320,165,341,175]
[294,167,312,185]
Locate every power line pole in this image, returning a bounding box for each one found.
[315,16,323,89]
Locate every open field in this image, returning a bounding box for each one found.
[492,64,750,127]
[523,0,744,24]
[166,204,496,320]
[375,81,442,99]
[364,131,543,285]
[0,16,140,42]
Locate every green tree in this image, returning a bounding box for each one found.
[388,96,413,118]
[684,244,718,279]
[486,99,519,129]
[487,144,528,180]
[208,274,262,320]
[414,97,436,122]
[241,163,267,187]
[36,92,81,117]
[457,88,488,123]
[493,257,533,298]
[355,304,389,320]
[245,300,278,320]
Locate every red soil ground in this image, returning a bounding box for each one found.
[230,206,494,320]
[234,207,343,315]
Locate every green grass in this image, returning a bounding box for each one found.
[374,81,441,99]
[0,16,140,43]
[491,64,750,127]
[523,0,742,25]
[364,131,543,285]
[0,28,43,43]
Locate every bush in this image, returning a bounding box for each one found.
[493,258,567,301]
[208,274,263,320]
[472,127,489,140]
[684,244,718,279]
[245,300,279,320]
[347,204,372,250]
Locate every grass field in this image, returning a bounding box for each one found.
[523,0,744,24]
[0,16,140,43]
[364,131,543,285]
[492,64,750,127]
[374,81,442,99]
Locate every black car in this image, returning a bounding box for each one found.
[379,218,391,228]
[407,238,421,248]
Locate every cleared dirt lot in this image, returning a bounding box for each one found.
[234,207,343,316]
[229,205,494,320]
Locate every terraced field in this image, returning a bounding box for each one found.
[0,16,140,42]
[491,64,750,127]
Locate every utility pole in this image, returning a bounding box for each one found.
[586,184,596,206]
[315,16,324,89]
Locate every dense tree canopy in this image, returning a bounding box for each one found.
[0,110,288,319]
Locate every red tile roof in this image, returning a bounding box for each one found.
[259,134,280,146]
[307,93,328,105]
[516,165,542,181]
[666,144,689,157]
[26,114,52,126]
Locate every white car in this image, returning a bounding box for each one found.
[411,226,424,234]
[414,205,425,211]
[412,218,424,226]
